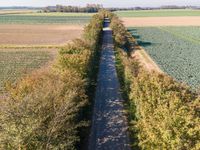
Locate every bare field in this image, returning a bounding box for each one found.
[122,17,200,27]
[0,24,83,45]
[0,9,35,15]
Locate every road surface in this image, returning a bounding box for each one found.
[88,19,131,150]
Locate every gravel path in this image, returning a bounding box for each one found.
[88,19,131,150]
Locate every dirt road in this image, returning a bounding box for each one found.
[88,19,130,150]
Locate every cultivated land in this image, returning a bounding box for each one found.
[0,11,91,90]
[115,9,200,17]
[0,9,36,15]
[122,17,200,27]
[0,48,55,91]
[117,9,200,27]
[0,24,83,46]
[129,26,200,88]
[0,12,92,24]
[1,10,199,150]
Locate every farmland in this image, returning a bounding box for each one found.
[122,17,200,27]
[116,9,200,17]
[0,9,36,15]
[0,24,83,46]
[117,9,200,27]
[129,26,200,88]
[0,12,92,24]
[0,11,90,89]
[0,9,199,150]
[0,49,54,91]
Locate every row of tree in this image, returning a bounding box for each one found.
[43,4,103,13]
[107,11,200,150]
[43,5,200,13]
[108,5,200,11]
[0,11,105,149]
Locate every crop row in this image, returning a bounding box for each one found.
[111,16,200,149]
[0,11,104,149]
[129,26,200,88]
[0,50,52,91]
[0,15,91,24]
[115,9,200,17]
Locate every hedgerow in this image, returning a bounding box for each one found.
[108,12,200,150]
[0,12,104,149]
[118,48,200,150]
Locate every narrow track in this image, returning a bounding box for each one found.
[88,19,131,150]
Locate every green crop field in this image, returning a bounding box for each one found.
[0,49,53,91]
[116,9,200,17]
[0,12,92,24]
[129,26,200,88]
[15,12,95,16]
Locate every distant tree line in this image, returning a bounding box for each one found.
[108,5,200,11]
[43,4,103,13]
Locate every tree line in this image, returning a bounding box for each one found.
[43,4,103,13]
[108,12,200,150]
[0,10,105,149]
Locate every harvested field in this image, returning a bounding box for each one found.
[0,24,83,45]
[0,9,35,15]
[122,17,200,27]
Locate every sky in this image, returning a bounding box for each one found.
[0,0,200,7]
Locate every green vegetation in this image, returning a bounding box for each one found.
[0,11,104,149]
[115,9,200,17]
[43,4,102,13]
[0,49,52,91]
[119,49,200,150]
[129,26,200,88]
[1,10,199,150]
[0,13,92,24]
[15,12,94,16]
[109,13,200,150]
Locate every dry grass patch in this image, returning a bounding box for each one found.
[131,46,163,73]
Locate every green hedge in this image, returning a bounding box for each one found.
[0,12,104,149]
[118,49,200,150]
[108,11,200,150]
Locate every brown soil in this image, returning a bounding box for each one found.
[0,24,83,45]
[131,46,163,73]
[122,17,200,27]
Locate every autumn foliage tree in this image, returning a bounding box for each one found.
[0,11,105,150]
[107,11,200,150]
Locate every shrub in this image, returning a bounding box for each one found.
[0,70,87,150]
[110,14,136,53]
[0,11,104,149]
[116,41,200,150]
[108,10,200,150]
